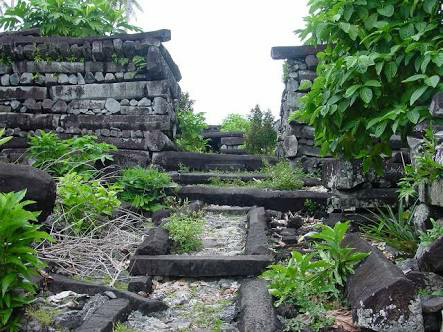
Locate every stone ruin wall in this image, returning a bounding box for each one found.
[0,29,181,167]
[272,45,407,193]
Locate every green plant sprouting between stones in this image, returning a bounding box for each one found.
[292,0,443,173]
[29,131,116,177]
[262,222,368,331]
[0,128,12,146]
[118,167,174,212]
[0,191,52,331]
[361,200,420,256]
[163,212,205,254]
[419,218,443,247]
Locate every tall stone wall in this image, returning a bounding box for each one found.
[0,29,181,166]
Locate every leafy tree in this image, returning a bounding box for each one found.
[176,92,209,153]
[293,0,443,172]
[0,0,141,37]
[220,113,250,133]
[245,105,277,155]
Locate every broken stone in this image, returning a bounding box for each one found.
[135,227,170,256]
[283,135,298,158]
[416,237,443,274]
[128,276,153,294]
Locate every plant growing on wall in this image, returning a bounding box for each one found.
[220,113,250,133]
[0,128,12,146]
[245,105,277,155]
[293,0,443,172]
[176,92,209,153]
[0,0,142,37]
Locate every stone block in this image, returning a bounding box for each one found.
[343,233,423,332]
[1,74,9,86]
[144,130,175,151]
[135,227,170,256]
[26,61,85,73]
[220,136,245,146]
[416,237,443,274]
[146,80,169,97]
[430,92,443,118]
[49,82,148,101]
[246,207,271,255]
[0,162,56,222]
[0,86,47,100]
[283,135,298,157]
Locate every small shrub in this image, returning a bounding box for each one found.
[118,167,174,212]
[262,222,368,331]
[361,200,419,256]
[257,161,304,190]
[176,92,209,153]
[58,172,121,234]
[0,128,12,146]
[420,218,443,247]
[114,322,137,332]
[220,113,250,133]
[245,105,277,155]
[0,191,52,332]
[29,132,116,177]
[304,199,319,215]
[26,307,60,327]
[163,212,204,254]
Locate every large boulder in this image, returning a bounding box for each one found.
[343,233,423,332]
[0,162,56,222]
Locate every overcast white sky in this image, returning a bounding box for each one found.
[135,0,309,124]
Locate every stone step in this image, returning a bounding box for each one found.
[152,151,276,171]
[177,185,332,212]
[129,255,273,277]
[220,148,248,155]
[169,172,322,186]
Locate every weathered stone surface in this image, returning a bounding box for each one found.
[146,80,169,97]
[271,45,326,60]
[38,274,166,314]
[329,188,398,210]
[0,162,56,222]
[0,86,47,100]
[323,159,370,190]
[104,73,116,82]
[104,98,120,114]
[236,279,281,332]
[57,73,69,84]
[422,296,443,313]
[343,233,423,332]
[177,186,332,212]
[305,54,319,68]
[283,135,298,158]
[23,98,41,111]
[430,92,443,118]
[406,271,443,294]
[423,179,443,207]
[416,237,443,274]
[152,151,276,172]
[129,255,273,277]
[152,209,172,226]
[298,70,317,81]
[220,136,245,146]
[128,276,153,294]
[153,96,171,114]
[144,130,175,152]
[138,97,151,107]
[246,207,271,255]
[413,204,432,232]
[0,74,9,86]
[135,227,170,256]
[76,299,131,332]
[49,82,148,101]
[110,150,150,168]
[61,114,170,131]
[52,100,68,113]
[0,113,58,130]
[26,61,85,73]
[94,72,105,82]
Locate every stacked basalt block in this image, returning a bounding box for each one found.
[203,126,246,154]
[0,29,181,166]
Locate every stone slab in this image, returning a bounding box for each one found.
[128,255,273,277]
[76,299,130,332]
[0,113,59,130]
[177,186,332,212]
[236,279,281,332]
[271,45,326,60]
[169,172,268,185]
[0,86,47,100]
[221,136,245,146]
[245,207,271,255]
[49,82,148,101]
[152,151,276,172]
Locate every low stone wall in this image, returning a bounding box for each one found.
[0,29,181,164]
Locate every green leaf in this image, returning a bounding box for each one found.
[360,87,373,104]
[377,5,394,17]
[345,85,361,98]
[385,62,398,81]
[423,0,437,14]
[374,121,388,137]
[365,80,381,87]
[402,74,426,83]
[399,23,415,40]
[1,274,15,296]
[410,86,428,105]
[339,22,351,33]
[424,75,440,88]
[407,109,420,124]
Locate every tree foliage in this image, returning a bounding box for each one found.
[220,113,250,133]
[294,0,443,171]
[245,105,277,155]
[0,0,141,37]
[176,92,209,153]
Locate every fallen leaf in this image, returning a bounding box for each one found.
[327,309,360,332]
